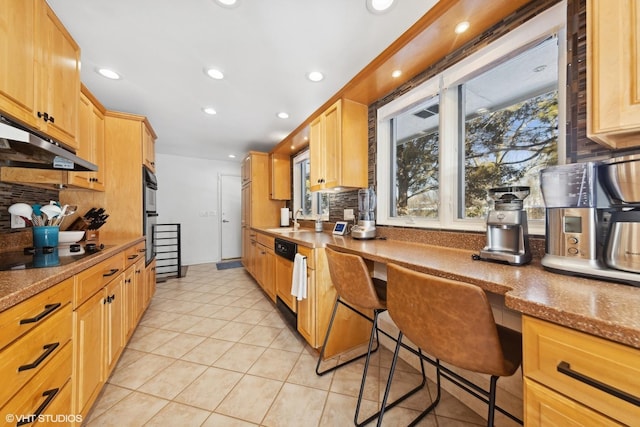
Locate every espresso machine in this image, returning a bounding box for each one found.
[540,161,639,286]
[479,186,532,265]
[351,187,377,240]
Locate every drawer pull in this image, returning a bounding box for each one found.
[103,268,120,277]
[18,343,60,372]
[19,303,61,325]
[17,387,59,426]
[128,254,139,260]
[557,361,640,406]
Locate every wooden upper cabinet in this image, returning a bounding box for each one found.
[309,99,368,192]
[0,0,80,149]
[587,0,640,148]
[142,123,156,173]
[68,86,106,191]
[270,152,291,200]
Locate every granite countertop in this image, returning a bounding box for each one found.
[255,227,640,349]
[0,237,145,313]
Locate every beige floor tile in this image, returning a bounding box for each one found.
[107,353,175,389]
[208,306,247,320]
[215,374,283,424]
[158,314,207,332]
[125,328,179,352]
[212,294,242,306]
[257,311,288,328]
[181,337,235,365]
[83,384,131,424]
[144,401,211,426]
[174,367,243,411]
[84,391,168,426]
[247,348,300,381]
[269,327,306,353]
[378,367,432,411]
[232,308,270,325]
[201,413,258,427]
[149,332,206,358]
[184,317,229,336]
[210,321,254,341]
[329,360,380,402]
[212,342,266,373]
[318,392,379,427]
[137,359,208,399]
[262,383,328,427]
[287,353,334,391]
[138,310,183,328]
[112,348,147,371]
[238,324,282,347]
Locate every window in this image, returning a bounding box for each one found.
[293,150,329,220]
[377,2,566,234]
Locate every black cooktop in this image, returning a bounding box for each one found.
[0,244,108,271]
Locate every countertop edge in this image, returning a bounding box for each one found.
[0,237,145,313]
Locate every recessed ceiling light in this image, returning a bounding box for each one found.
[96,68,121,80]
[533,65,547,73]
[277,112,289,119]
[307,71,324,82]
[205,68,224,80]
[203,107,217,115]
[391,69,402,78]
[214,0,239,8]
[228,154,236,159]
[366,0,395,14]
[476,107,489,115]
[454,21,470,34]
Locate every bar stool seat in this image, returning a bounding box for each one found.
[379,263,523,427]
[316,248,426,426]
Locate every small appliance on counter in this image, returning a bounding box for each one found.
[478,186,532,265]
[539,160,639,286]
[351,187,377,240]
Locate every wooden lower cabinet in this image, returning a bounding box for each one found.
[523,315,640,425]
[104,276,125,375]
[275,254,296,313]
[72,289,104,418]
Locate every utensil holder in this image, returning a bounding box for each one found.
[32,226,59,248]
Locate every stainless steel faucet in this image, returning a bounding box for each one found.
[293,208,303,229]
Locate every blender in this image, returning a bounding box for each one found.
[479,186,532,265]
[352,187,377,239]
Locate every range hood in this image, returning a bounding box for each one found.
[0,115,97,172]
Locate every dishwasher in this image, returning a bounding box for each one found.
[274,237,297,329]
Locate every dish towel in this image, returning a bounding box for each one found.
[291,253,307,301]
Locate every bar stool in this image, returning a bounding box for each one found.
[379,263,522,427]
[316,248,426,426]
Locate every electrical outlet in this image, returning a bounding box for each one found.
[344,209,354,220]
[11,214,26,228]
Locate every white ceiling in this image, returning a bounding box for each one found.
[47,0,439,162]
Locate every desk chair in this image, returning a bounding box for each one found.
[380,263,522,427]
[317,248,426,426]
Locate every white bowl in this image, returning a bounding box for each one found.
[58,230,85,245]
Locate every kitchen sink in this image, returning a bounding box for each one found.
[264,227,309,234]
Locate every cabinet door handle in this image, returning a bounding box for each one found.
[18,342,60,372]
[17,388,59,426]
[128,254,139,260]
[103,268,119,277]
[557,361,640,406]
[19,303,61,325]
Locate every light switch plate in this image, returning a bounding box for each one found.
[344,209,354,220]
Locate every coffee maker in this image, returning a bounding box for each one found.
[540,161,639,286]
[479,186,532,265]
[351,187,377,240]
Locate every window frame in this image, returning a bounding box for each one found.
[292,150,330,221]
[376,1,566,235]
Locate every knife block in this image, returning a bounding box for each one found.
[84,230,99,245]
[67,217,91,231]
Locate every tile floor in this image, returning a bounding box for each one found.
[84,263,488,426]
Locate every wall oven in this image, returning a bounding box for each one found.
[143,167,158,264]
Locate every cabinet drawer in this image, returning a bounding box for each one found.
[0,304,71,408]
[524,378,621,426]
[257,233,274,248]
[123,242,145,269]
[74,254,124,308]
[0,278,72,351]
[1,341,72,426]
[523,316,640,425]
[298,246,314,269]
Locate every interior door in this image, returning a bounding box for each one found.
[220,174,242,260]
